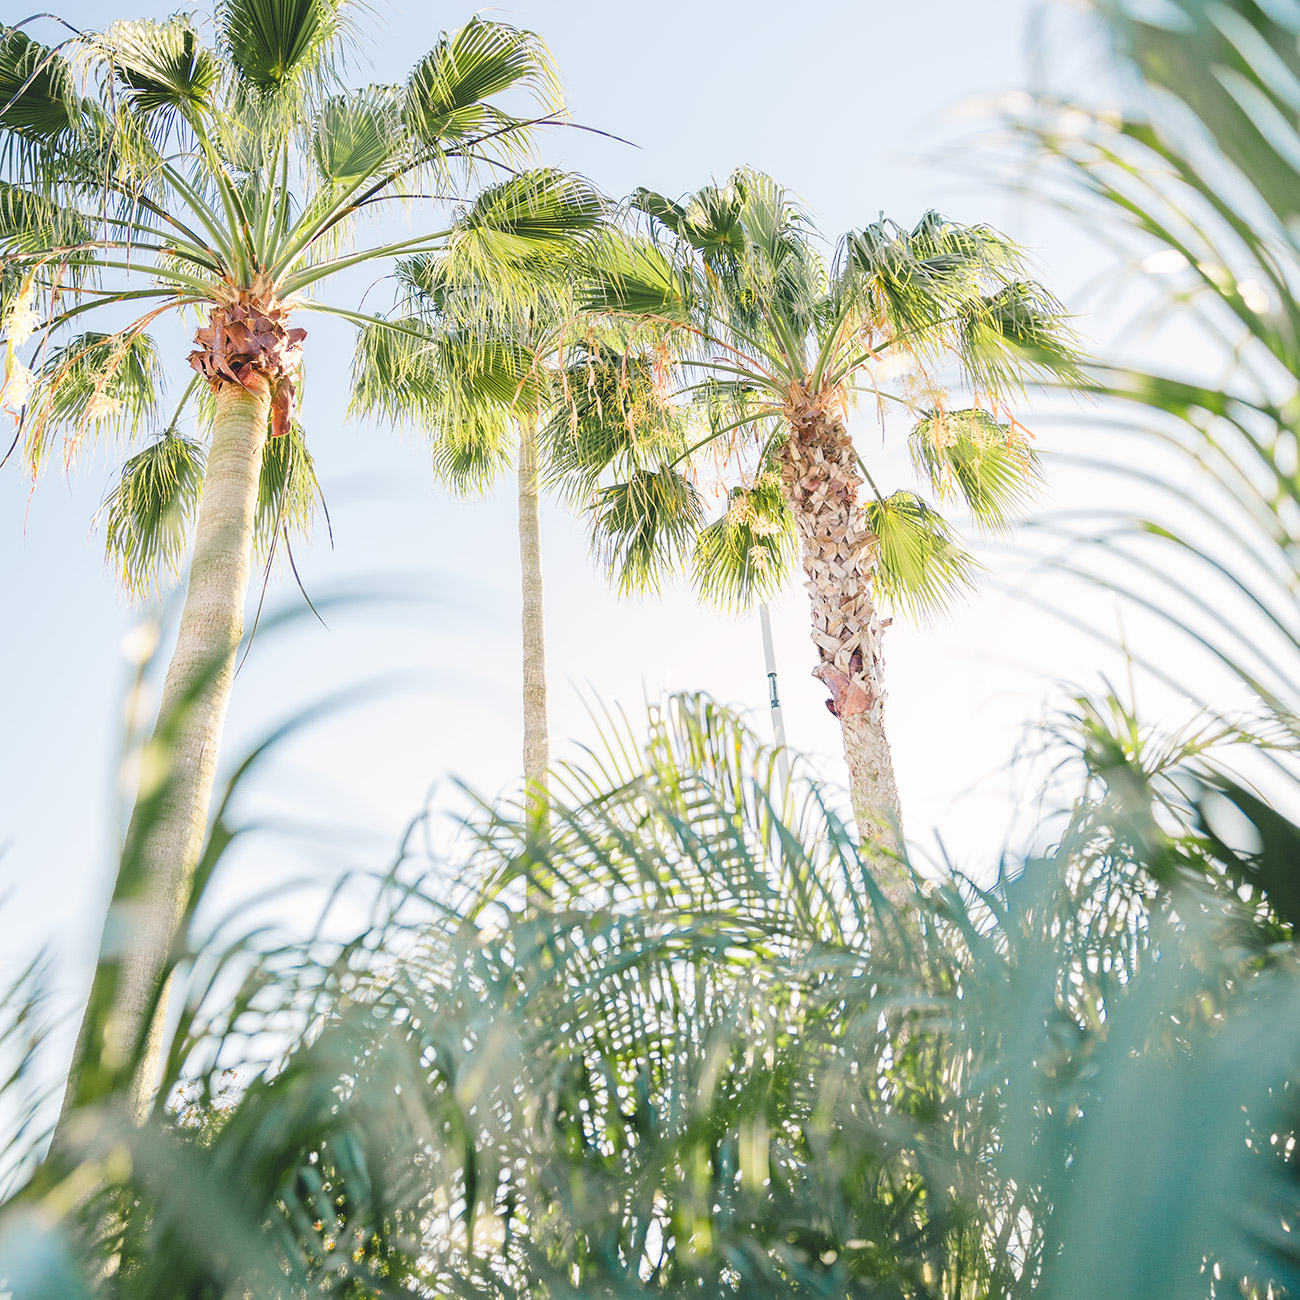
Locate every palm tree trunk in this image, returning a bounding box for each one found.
[518,415,549,821]
[61,377,270,1130]
[778,398,902,853]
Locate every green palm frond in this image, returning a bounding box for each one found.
[448,169,604,288]
[351,316,542,490]
[102,431,206,595]
[581,229,693,321]
[634,181,746,272]
[312,86,403,182]
[865,490,981,621]
[590,466,704,595]
[837,214,1015,368]
[910,407,1040,534]
[0,182,90,255]
[349,316,440,425]
[961,280,1083,393]
[27,331,163,468]
[729,169,824,338]
[1108,0,1300,236]
[103,17,221,117]
[430,410,512,492]
[546,349,685,498]
[632,170,823,353]
[0,28,81,145]
[402,17,559,154]
[692,476,794,610]
[217,0,353,97]
[256,419,319,554]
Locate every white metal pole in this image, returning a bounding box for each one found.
[759,602,792,796]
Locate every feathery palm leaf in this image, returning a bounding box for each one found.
[1008,0,1300,772]
[102,431,206,594]
[10,676,1300,1296]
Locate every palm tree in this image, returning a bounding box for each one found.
[0,6,596,1117]
[568,170,1081,849]
[349,256,604,822]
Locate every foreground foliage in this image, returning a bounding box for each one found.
[2,675,1299,1298]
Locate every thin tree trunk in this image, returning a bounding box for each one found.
[777,394,903,854]
[518,415,549,821]
[59,377,270,1133]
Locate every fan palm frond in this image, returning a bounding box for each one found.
[0,28,81,147]
[402,17,559,156]
[581,228,693,322]
[311,85,403,183]
[910,407,1040,534]
[961,279,1084,394]
[26,330,163,469]
[447,169,604,292]
[545,348,685,499]
[865,490,981,621]
[256,419,319,555]
[217,0,354,98]
[692,476,795,610]
[590,466,704,595]
[102,431,206,595]
[103,17,222,117]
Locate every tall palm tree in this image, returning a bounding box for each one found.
[0,6,596,1116]
[349,256,604,822]
[569,170,1081,848]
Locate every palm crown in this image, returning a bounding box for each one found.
[1,8,598,585]
[566,168,1082,841]
[349,250,607,820]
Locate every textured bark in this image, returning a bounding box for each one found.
[61,378,271,1131]
[777,389,903,852]
[518,416,550,822]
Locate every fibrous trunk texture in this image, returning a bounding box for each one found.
[63,377,271,1131]
[518,416,549,823]
[777,391,903,853]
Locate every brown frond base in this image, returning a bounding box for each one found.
[188,296,306,438]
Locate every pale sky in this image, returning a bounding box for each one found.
[3,0,1218,1004]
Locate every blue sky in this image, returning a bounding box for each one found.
[3,0,1172,1001]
